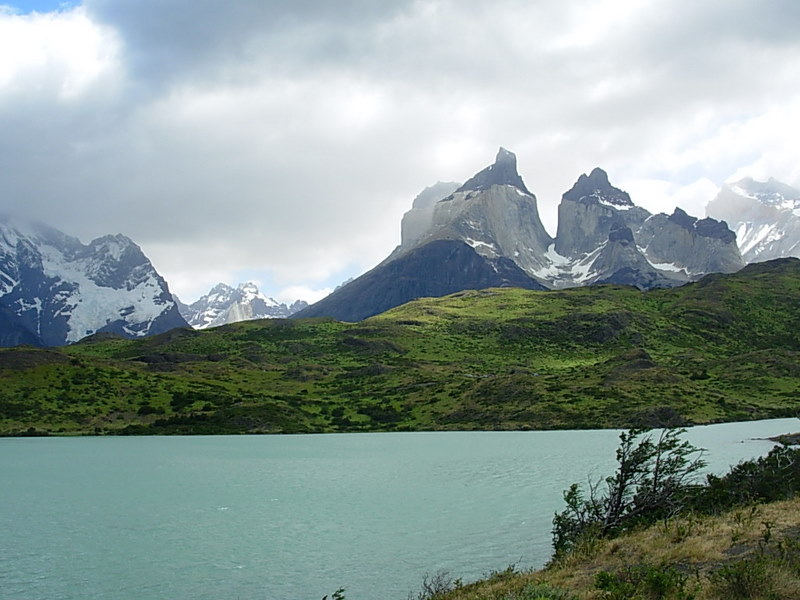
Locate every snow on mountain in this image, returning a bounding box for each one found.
[179,282,307,329]
[706,178,800,263]
[0,215,187,347]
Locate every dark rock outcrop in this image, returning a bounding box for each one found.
[456,147,531,194]
[294,240,546,322]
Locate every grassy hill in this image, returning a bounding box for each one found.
[1,258,799,436]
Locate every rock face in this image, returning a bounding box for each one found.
[297,148,745,322]
[388,148,554,275]
[637,209,744,277]
[590,225,681,289]
[706,178,800,263]
[399,181,460,248]
[555,167,650,258]
[538,170,742,288]
[0,216,187,347]
[178,282,308,329]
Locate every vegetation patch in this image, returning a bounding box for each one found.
[1,259,800,435]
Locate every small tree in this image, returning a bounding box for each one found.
[552,428,706,558]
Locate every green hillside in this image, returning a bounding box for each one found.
[2,258,799,436]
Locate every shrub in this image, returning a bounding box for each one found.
[552,428,706,558]
[516,582,578,599]
[595,564,695,600]
[710,556,774,599]
[407,570,461,600]
[692,444,800,513]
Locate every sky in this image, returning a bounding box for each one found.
[1,0,799,304]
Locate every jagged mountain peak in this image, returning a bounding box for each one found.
[726,177,800,209]
[563,167,634,208]
[179,281,306,329]
[668,208,735,243]
[238,281,259,293]
[668,207,697,229]
[555,168,646,259]
[456,147,531,195]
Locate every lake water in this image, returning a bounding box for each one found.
[1,418,798,600]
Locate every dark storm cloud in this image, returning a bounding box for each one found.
[84,0,411,85]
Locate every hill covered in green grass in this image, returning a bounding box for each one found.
[1,258,799,436]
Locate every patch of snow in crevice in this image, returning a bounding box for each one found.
[587,191,633,211]
[14,297,43,335]
[465,238,497,252]
[531,244,598,283]
[464,219,483,232]
[0,273,17,296]
[544,243,571,266]
[571,245,605,283]
[646,260,686,274]
[598,198,632,211]
[510,186,531,197]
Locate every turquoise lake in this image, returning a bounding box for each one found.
[1,418,798,599]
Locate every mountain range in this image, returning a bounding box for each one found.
[175,282,308,329]
[296,148,746,321]
[2,150,799,347]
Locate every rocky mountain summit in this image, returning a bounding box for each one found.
[177,282,307,329]
[0,215,187,347]
[297,148,744,321]
[706,177,800,263]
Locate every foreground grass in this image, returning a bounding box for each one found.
[1,259,799,435]
[435,495,800,600]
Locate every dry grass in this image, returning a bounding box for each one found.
[439,497,800,600]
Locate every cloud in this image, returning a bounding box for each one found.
[1,1,799,302]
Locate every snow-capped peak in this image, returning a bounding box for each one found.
[179,281,307,329]
[727,177,800,211]
[0,215,186,346]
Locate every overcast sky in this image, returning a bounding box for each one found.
[1,0,799,303]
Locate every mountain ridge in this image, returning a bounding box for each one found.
[0,215,187,347]
[177,281,307,329]
[707,177,800,263]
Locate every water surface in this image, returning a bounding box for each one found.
[1,419,796,599]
